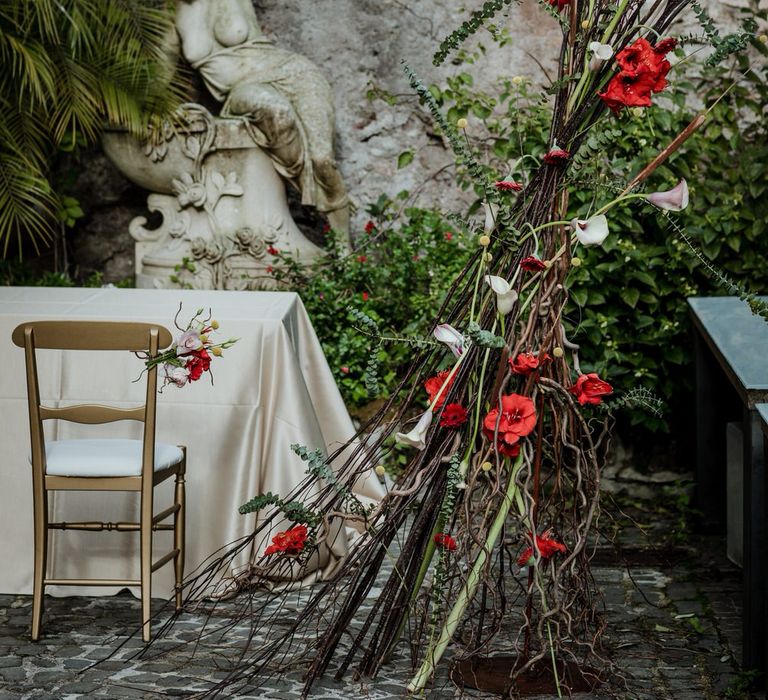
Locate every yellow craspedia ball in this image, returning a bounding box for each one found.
[478,234,491,247]
[212,346,222,356]
[571,256,582,267]
[759,34,768,44]
[483,252,493,263]
[200,334,209,343]
[581,19,590,30]
[211,319,220,329]
[481,461,493,472]
[553,346,564,358]
[457,117,469,129]
[374,465,386,477]
[511,75,524,85]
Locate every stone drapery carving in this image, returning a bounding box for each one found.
[102,0,348,289]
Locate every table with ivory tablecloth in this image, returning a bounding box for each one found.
[0,287,382,597]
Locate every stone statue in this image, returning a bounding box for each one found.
[101,0,349,289]
[175,0,350,237]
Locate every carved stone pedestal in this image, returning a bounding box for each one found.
[102,106,324,289]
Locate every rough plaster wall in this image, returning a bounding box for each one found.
[70,0,760,282]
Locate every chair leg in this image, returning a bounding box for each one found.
[173,452,186,611]
[140,489,153,643]
[31,489,48,641]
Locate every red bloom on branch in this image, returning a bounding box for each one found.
[361,291,370,301]
[599,37,676,113]
[494,180,523,192]
[568,373,613,405]
[548,0,570,9]
[424,370,455,409]
[483,393,537,456]
[185,348,211,382]
[357,255,368,263]
[520,256,546,272]
[510,352,551,376]
[517,529,567,567]
[543,148,569,165]
[264,524,308,556]
[444,231,453,241]
[267,246,279,255]
[434,532,457,551]
[364,220,376,234]
[440,403,468,428]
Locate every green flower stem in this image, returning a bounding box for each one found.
[534,567,562,699]
[600,0,630,45]
[407,452,524,694]
[593,192,647,216]
[470,250,487,322]
[531,220,571,234]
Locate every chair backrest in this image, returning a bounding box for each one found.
[12,320,173,480]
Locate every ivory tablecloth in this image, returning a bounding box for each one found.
[0,287,382,596]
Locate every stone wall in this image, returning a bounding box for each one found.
[69,0,762,283]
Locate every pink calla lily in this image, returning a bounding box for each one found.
[434,323,465,357]
[571,214,609,246]
[395,410,433,450]
[646,179,689,211]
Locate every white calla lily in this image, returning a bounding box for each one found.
[571,214,610,246]
[434,323,465,358]
[646,179,689,211]
[484,201,499,234]
[395,410,433,450]
[485,275,519,316]
[588,41,614,71]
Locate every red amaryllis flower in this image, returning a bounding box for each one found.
[517,529,567,566]
[520,256,546,272]
[483,393,537,456]
[549,0,570,8]
[494,180,523,192]
[543,148,569,165]
[510,352,551,376]
[434,532,457,551]
[568,372,613,405]
[424,370,455,409]
[599,37,676,113]
[440,403,468,428]
[264,524,308,556]
[185,348,211,382]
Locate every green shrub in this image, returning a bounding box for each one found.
[269,198,473,410]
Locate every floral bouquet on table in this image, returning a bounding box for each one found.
[141,305,238,390]
[131,1,765,698]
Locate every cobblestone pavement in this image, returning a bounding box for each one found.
[0,504,764,700]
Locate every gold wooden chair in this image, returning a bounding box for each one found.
[12,320,187,642]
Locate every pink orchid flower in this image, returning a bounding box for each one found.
[571,214,609,246]
[434,323,465,357]
[646,179,689,211]
[395,410,433,450]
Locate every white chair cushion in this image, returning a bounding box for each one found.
[41,439,184,477]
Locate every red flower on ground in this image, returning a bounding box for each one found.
[568,372,613,405]
[517,529,567,566]
[267,246,279,255]
[361,291,370,301]
[483,393,537,456]
[494,180,523,192]
[509,352,551,376]
[357,255,367,263]
[599,37,676,113]
[340,366,350,374]
[364,220,376,234]
[434,532,457,551]
[264,524,308,556]
[444,231,453,241]
[543,148,569,165]
[424,370,455,409]
[185,348,211,382]
[440,403,468,428]
[520,256,546,272]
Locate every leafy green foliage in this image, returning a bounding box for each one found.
[268,202,473,410]
[0,0,186,255]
